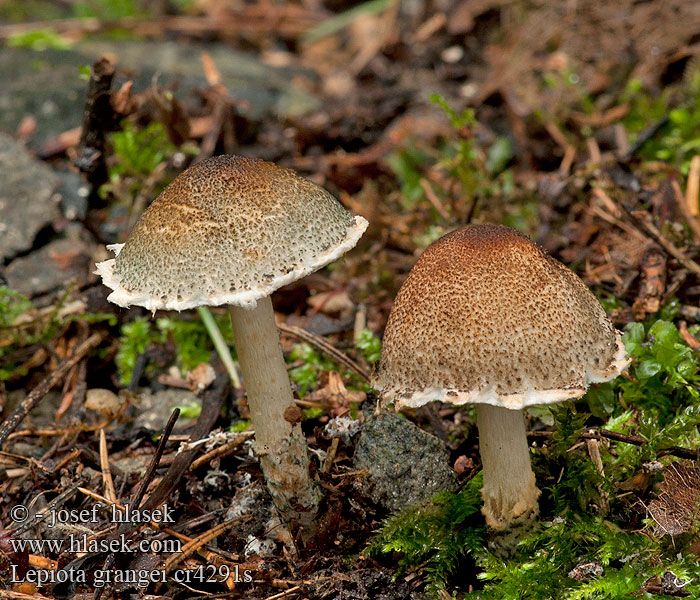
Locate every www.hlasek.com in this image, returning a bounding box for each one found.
[9,502,253,589]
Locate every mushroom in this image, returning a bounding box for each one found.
[96,155,368,528]
[372,224,628,530]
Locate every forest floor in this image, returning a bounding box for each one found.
[2,1,700,599]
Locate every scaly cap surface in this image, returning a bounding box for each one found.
[373,224,628,410]
[96,155,368,311]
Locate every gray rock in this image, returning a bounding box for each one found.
[0,42,319,150]
[352,411,458,513]
[0,133,59,261]
[55,169,89,221]
[134,388,200,431]
[5,237,92,298]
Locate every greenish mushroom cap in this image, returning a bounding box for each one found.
[96,155,368,312]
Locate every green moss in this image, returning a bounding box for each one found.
[109,121,175,180]
[367,473,485,595]
[288,342,335,397]
[355,328,382,364]
[621,77,700,175]
[7,29,72,51]
[115,314,235,386]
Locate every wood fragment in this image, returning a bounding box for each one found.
[73,57,118,190]
[586,137,601,164]
[50,449,81,473]
[189,431,254,470]
[322,437,340,474]
[262,586,303,600]
[545,121,576,174]
[36,126,82,159]
[412,13,446,43]
[201,51,223,86]
[670,178,700,243]
[686,155,700,216]
[163,518,234,572]
[614,123,630,158]
[137,371,229,513]
[679,321,700,349]
[632,248,666,319]
[0,590,51,599]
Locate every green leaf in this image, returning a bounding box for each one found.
[637,359,662,379]
[486,137,512,176]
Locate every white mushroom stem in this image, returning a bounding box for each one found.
[475,404,540,530]
[228,296,320,528]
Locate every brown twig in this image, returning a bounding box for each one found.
[685,155,700,217]
[0,332,104,449]
[163,518,234,572]
[670,178,700,244]
[529,428,697,460]
[262,586,303,600]
[189,431,254,470]
[99,429,117,504]
[277,322,370,383]
[419,178,451,220]
[679,321,700,350]
[545,121,576,174]
[615,202,700,278]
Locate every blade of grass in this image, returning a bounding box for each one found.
[301,0,390,45]
[197,306,241,389]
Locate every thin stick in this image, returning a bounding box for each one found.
[277,322,370,383]
[686,155,700,216]
[163,518,233,571]
[616,203,700,278]
[419,178,451,220]
[0,332,104,448]
[622,115,669,161]
[189,431,254,470]
[528,428,697,460]
[99,429,117,504]
[263,586,302,600]
[197,306,241,388]
[670,178,700,243]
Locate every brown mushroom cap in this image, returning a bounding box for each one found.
[374,224,628,410]
[96,155,368,311]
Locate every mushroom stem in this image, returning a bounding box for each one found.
[228,296,320,528]
[475,404,540,530]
